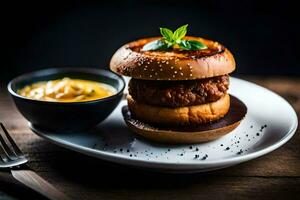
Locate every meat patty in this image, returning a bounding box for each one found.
[128,75,229,107]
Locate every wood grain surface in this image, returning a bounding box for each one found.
[0,76,299,200]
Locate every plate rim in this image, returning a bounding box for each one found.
[29,77,298,168]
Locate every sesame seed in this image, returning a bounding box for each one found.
[174,71,177,74]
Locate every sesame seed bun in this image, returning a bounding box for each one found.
[127,94,230,126]
[110,36,235,80]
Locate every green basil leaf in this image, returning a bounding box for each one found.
[160,28,173,42]
[188,40,208,50]
[179,40,208,51]
[165,41,174,48]
[142,40,168,51]
[179,40,192,50]
[173,24,188,43]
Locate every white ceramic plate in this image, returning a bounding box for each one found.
[30,77,298,173]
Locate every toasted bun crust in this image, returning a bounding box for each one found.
[110,36,235,80]
[123,95,247,144]
[127,93,230,125]
[125,117,240,144]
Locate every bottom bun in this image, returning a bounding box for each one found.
[127,94,230,126]
[122,95,247,144]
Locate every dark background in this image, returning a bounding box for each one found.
[1,0,299,82]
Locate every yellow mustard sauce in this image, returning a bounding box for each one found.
[18,77,116,102]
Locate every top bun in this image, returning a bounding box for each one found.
[110,36,235,80]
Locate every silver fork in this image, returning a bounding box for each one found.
[0,123,71,200]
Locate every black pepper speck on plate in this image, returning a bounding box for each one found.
[201,154,208,160]
[237,149,243,155]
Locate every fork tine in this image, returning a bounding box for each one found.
[0,123,18,160]
[0,122,24,158]
[0,143,9,162]
[0,138,15,160]
[0,123,24,157]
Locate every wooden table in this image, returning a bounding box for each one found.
[0,77,299,200]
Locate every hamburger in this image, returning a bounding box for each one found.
[110,25,246,144]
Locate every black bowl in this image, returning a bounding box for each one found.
[8,68,125,131]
